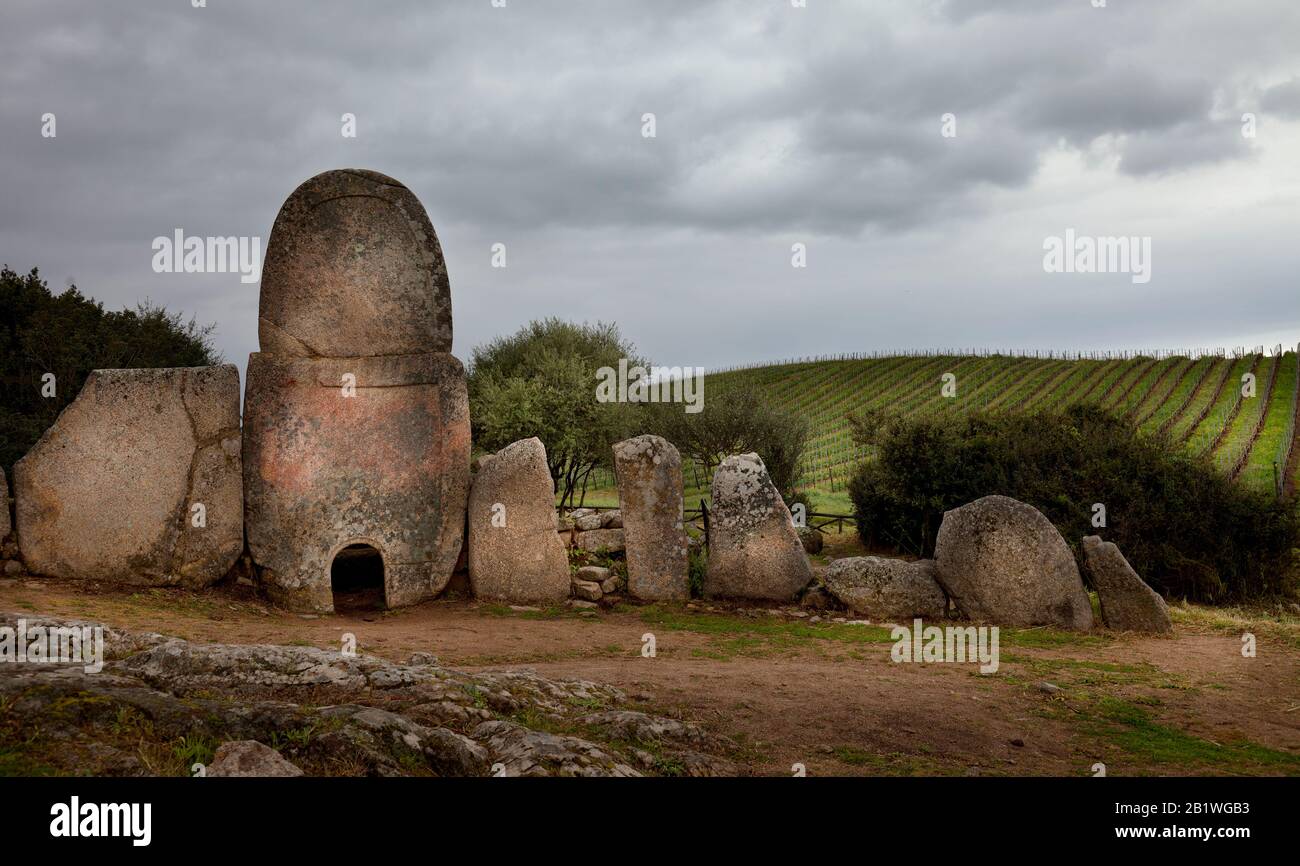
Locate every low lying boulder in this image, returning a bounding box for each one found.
[822,557,946,621]
[207,740,304,777]
[797,526,823,555]
[1080,535,1172,634]
[574,511,605,532]
[934,495,1093,630]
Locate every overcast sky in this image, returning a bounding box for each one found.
[3,0,1299,377]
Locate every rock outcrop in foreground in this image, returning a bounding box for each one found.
[934,495,1093,631]
[0,612,735,777]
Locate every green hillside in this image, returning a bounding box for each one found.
[706,347,1300,498]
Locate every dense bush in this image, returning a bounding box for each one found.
[468,318,644,507]
[0,266,220,475]
[847,404,1298,601]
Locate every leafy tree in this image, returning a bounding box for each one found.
[847,403,1298,601]
[642,381,809,501]
[468,318,643,507]
[1,266,222,475]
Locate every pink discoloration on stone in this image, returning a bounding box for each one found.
[244,354,469,612]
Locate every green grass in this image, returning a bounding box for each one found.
[569,349,1299,511]
[1085,697,1300,774]
[1241,351,1297,490]
[698,349,1299,497]
[636,605,1109,657]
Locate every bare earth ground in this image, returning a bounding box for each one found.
[1,533,1297,777]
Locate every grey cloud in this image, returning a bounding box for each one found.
[1261,78,1300,118]
[1,0,1297,372]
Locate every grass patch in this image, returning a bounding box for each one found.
[1170,602,1300,651]
[1085,697,1300,775]
[640,605,1112,656]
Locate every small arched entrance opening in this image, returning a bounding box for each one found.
[330,543,386,613]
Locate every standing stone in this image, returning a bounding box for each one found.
[468,438,570,603]
[0,467,10,540]
[1080,536,1172,634]
[14,367,242,586]
[704,453,812,601]
[822,557,947,621]
[613,435,688,601]
[934,495,1093,630]
[243,169,470,612]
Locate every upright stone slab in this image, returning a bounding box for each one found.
[14,366,242,586]
[613,435,688,601]
[467,437,570,603]
[1081,535,1172,634]
[934,495,1093,631]
[704,453,812,601]
[244,168,470,612]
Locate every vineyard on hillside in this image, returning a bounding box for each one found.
[704,346,1300,497]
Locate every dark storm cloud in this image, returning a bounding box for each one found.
[1,0,1298,371]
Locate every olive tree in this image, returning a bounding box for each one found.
[468,318,644,507]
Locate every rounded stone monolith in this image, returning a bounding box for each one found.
[258,168,452,357]
[934,495,1093,630]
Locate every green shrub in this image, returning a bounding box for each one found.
[847,404,1298,601]
[1,266,220,474]
[687,545,708,598]
[641,381,809,499]
[468,318,643,507]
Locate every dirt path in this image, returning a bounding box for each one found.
[1,575,1296,776]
